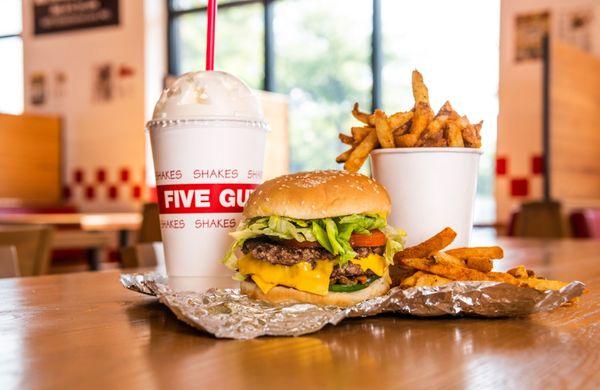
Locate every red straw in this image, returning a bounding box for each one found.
[205,0,217,71]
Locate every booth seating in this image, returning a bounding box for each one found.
[570,209,600,238]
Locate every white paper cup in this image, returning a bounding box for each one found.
[148,120,267,278]
[370,148,482,247]
[148,71,268,281]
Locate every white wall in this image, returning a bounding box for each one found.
[22,0,166,212]
[497,0,600,224]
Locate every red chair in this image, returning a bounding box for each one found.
[570,209,600,238]
[506,211,518,236]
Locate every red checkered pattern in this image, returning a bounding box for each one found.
[510,178,529,197]
[496,156,507,176]
[496,154,544,199]
[531,155,544,175]
[63,166,146,202]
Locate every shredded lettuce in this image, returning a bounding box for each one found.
[223,213,405,270]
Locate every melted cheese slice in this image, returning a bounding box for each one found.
[238,255,334,296]
[350,254,386,277]
[238,254,387,296]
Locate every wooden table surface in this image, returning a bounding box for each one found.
[1,238,599,389]
[0,212,142,231]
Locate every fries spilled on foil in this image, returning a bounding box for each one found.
[338,70,483,172]
[392,227,576,295]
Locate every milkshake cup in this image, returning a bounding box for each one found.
[147,71,268,288]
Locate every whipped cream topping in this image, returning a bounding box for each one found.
[152,71,264,122]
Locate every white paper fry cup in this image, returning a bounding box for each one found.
[370,148,482,247]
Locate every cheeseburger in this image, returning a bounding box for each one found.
[224,170,404,307]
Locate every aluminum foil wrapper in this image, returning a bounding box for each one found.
[120,272,585,340]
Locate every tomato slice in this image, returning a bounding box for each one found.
[350,229,386,247]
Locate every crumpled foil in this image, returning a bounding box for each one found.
[120,272,586,340]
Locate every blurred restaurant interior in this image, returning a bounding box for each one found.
[0,0,599,277]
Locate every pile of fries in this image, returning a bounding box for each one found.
[393,227,570,292]
[337,70,483,172]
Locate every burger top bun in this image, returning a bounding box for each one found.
[243,170,391,220]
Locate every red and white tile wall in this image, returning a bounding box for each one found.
[63,166,148,211]
[495,153,544,223]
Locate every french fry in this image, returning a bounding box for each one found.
[351,126,372,143]
[396,133,418,147]
[438,101,454,117]
[373,110,395,148]
[446,118,465,147]
[388,111,413,130]
[445,246,504,260]
[447,107,461,121]
[419,136,447,147]
[406,101,434,146]
[433,251,465,267]
[416,101,453,146]
[486,271,520,285]
[344,128,379,172]
[418,115,448,144]
[394,228,578,296]
[401,257,490,281]
[393,122,411,146]
[412,70,429,105]
[394,227,457,261]
[462,120,483,148]
[465,257,493,273]
[339,71,484,171]
[486,271,566,292]
[394,121,412,136]
[352,103,375,126]
[338,133,355,145]
[393,121,411,146]
[395,229,576,295]
[401,271,453,288]
[335,148,353,164]
[507,265,530,279]
[400,272,420,287]
[522,278,568,292]
[432,251,494,273]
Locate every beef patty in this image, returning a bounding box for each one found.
[242,239,385,285]
[242,239,384,266]
[330,262,377,285]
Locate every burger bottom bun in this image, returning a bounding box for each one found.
[240,269,391,308]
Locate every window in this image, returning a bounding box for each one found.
[170,1,264,89]
[160,0,265,194]
[167,0,499,223]
[273,0,372,172]
[381,0,500,224]
[0,0,23,114]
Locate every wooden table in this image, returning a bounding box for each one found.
[0,212,142,231]
[0,213,142,270]
[0,212,142,244]
[1,238,599,389]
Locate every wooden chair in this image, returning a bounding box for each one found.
[0,225,54,276]
[0,245,19,278]
[512,201,566,238]
[139,203,162,243]
[120,242,164,269]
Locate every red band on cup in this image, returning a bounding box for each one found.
[156,183,259,214]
